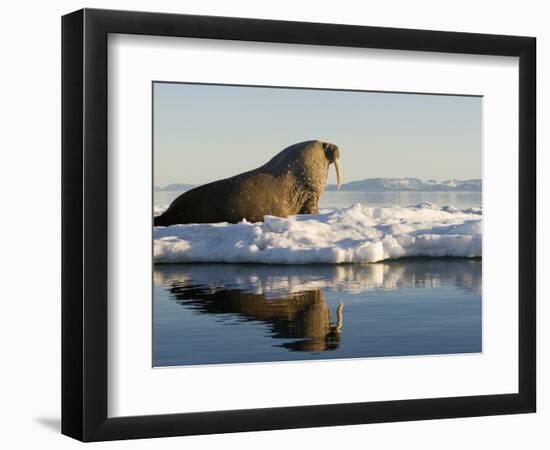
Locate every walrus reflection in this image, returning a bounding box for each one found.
[279,300,343,352]
[169,283,344,352]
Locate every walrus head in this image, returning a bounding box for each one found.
[322,142,343,189]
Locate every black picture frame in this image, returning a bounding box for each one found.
[62,8,536,442]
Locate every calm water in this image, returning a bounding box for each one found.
[153,190,482,367]
[154,259,481,366]
[155,190,482,211]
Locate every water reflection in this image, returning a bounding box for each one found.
[320,191,482,210]
[155,190,482,211]
[169,283,343,352]
[154,259,481,354]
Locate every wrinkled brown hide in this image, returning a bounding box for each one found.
[154,140,341,226]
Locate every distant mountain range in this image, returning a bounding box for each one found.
[156,178,481,193]
[325,178,481,192]
[154,183,195,192]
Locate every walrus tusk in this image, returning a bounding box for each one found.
[334,157,343,190]
[336,301,344,333]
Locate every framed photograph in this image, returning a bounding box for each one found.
[61,8,536,441]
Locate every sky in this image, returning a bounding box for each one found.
[153,82,482,187]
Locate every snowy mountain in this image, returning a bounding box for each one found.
[325,178,481,192]
[155,178,481,193]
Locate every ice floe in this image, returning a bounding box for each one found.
[154,203,482,264]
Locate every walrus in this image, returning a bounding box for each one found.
[154,140,342,226]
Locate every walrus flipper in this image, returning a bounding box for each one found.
[154,214,167,227]
[298,195,319,215]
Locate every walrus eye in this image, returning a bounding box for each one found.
[323,143,340,161]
